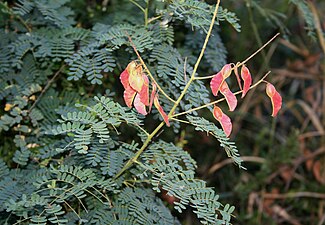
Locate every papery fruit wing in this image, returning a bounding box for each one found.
[128,62,144,93]
[221,64,232,79]
[220,82,237,111]
[266,83,282,117]
[139,75,149,106]
[120,69,130,89]
[134,93,147,115]
[210,71,223,96]
[123,86,137,108]
[210,64,232,96]
[154,95,170,126]
[213,106,232,137]
[241,65,252,98]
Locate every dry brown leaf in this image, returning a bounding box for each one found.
[303,149,314,171]
[305,86,316,105]
[280,165,294,183]
[271,205,302,225]
[296,100,324,135]
[313,160,325,184]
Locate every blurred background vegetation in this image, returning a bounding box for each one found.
[1,0,324,224]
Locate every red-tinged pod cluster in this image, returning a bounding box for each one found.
[120,61,170,126]
[210,63,282,137]
[210,64,238,112]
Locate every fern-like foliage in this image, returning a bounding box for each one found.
[289,0,316,38]
[169,0,241,32]
[114,188,180,225]
[138,140,234,224]
[250,0,289,35]
[184,30,227,73]
[49,95,141,153]
[13,0,75,27]
[187,115,244,168]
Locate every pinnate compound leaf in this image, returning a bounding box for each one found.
[213,106,232,137]
[220,82,237,111]
[210,64,232,96]
[240,65,252,98]
[266,83,282,117]
[154,95,170,126]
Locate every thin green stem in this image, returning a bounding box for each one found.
[130,0,145,13]
[195,33,279,81]
[308,2,325,54]
[147,15,163,24]
[194,74,215,80]
[126,34,176,103]
[246,0,268,69]
[134,124,150,136]
[129,0,149,27]
[114,121,164,178]
[191,1,220,79]
[308,2,325,147]
[308,2,325,145]
[170,117,192,125]
[172,71,270,118]
[168,0,221,116]
[29,64,65,112]
[115,0,221,179]
[1,2,32,32]
[237,33,279,68]
[144,0,149,26]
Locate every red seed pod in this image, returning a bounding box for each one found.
[154,94,170,127]
[240,65,252,98]
[219,82,237,112]
[266,83,282,117]
[210,64,232,96]
[213,106,232,137]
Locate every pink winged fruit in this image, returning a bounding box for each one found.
[120,61,170,126]
[266,82,282,117]
[120,61,149,115]
[240,65,252,98]
[219,82,237,111]
[154,94,170,126]
[213,106,232,137]
[210,64,232,96]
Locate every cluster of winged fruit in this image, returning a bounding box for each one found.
[120,61,282,137]
[120,61,169,126]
